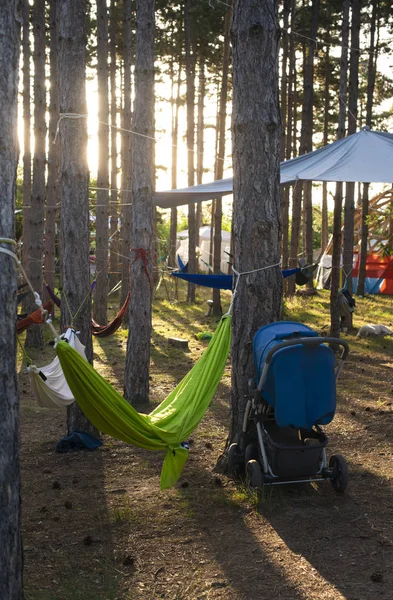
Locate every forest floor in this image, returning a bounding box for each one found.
[18,282,393,600]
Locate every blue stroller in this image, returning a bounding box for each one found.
[228,321,350,492]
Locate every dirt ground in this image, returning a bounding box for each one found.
[19,291,393,600]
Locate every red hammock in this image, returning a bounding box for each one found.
[17,301,53,335]
[91,292,130,338]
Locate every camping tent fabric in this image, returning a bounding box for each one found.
[352,253,393,294]
[154,129,393,208]
[28,328,87,409]
[56,315,232,489]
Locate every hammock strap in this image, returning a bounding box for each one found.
[225,260,282,317]
[131,248,152,286]
[0,241,60,341]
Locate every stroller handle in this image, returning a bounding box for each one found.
[257,337,349,391]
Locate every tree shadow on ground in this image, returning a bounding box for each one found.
[18,355,122,600]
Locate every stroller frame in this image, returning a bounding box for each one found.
[229,335,350,491]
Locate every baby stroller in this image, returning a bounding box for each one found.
[228,321,350,492]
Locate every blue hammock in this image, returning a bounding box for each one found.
[172,256,300,290]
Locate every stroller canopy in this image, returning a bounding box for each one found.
[253,322,336,430]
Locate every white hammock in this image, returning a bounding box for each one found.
[28,329,87,409]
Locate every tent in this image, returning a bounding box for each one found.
[154,128,393,209]
[177,226,231,273]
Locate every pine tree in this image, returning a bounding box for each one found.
[228,0,282,447]
[0,1,23,594]
[124,0,155,406]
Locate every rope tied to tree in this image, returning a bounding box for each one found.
[0,240,60,341]
[224,260,282,317]
[131,248,152,286]
[53,113,88,144]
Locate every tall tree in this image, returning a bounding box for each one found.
[185,0,197,303]
[0,1,22,595]
[22,0,31,289]
[57,0,97,435]
[124,0,155,406]
[44,0,60,302]
[94,0,110,325]
[300,0,320,288]
[212,3,232,316]
[169,48,182,269]
[25,0,47,348]
[280,0,291,270]
[330,0,350,338]
[342,0,360,306]
[229,0,282,444]
[120,0,132,315]
[196,54,205,237]
[321,40,331,253]
[358,0,378,296]
[109,0,119,287]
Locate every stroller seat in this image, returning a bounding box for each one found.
[253,321,336,431]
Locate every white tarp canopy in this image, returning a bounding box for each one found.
[154,128,393,208]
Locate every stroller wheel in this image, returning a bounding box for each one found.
[329,454,349,493]
[246,459,263,489]
[245,443,258,465]
[228,443,242,476]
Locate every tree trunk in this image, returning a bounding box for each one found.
[57,0,98,436]
[185,0,196,303]
[330,0,349,338]
[25,0,47,348]
[321,40,330,253]
[120,0,132,316]
[357,184,369,296]
[229,0,282,444]
[287,182,303,295]
[213,4,232,314]
[300,0,320,289]
[342,0,360,308]
[0,4,23,596]
[280,0,290,269]
[196,55,205,240]
[94,0,110,325]
[169,55,181,269]
[109,0,119,287]
[44,0,60,305]
[124,0,155,406]
[22,0,31,300]
[358,0,378,296]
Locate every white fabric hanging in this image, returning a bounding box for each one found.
[28,328,86,409]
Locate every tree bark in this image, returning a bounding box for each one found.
[22,0,31,298]
[229,0,282,444]
[0,2,23,596]
[196,55,205,238]
[169,54,181,269]
[287,181,303,296]
[120,0,132,316]
[343,0,360,306]
[25,0,47,348]
[358,0,378,296]
[57,0,98,435]
[185,0,196,303]
[213,4,232,314]
[124,0,155,406]
[109,0,119,287]
[94,0,110,325]
[300,0,320,289]
[280,0,290,269]
[321,39,330,253]
[44,0,60,305]
[330,0,349,338]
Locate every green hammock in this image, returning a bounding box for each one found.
[56,316,231,489]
